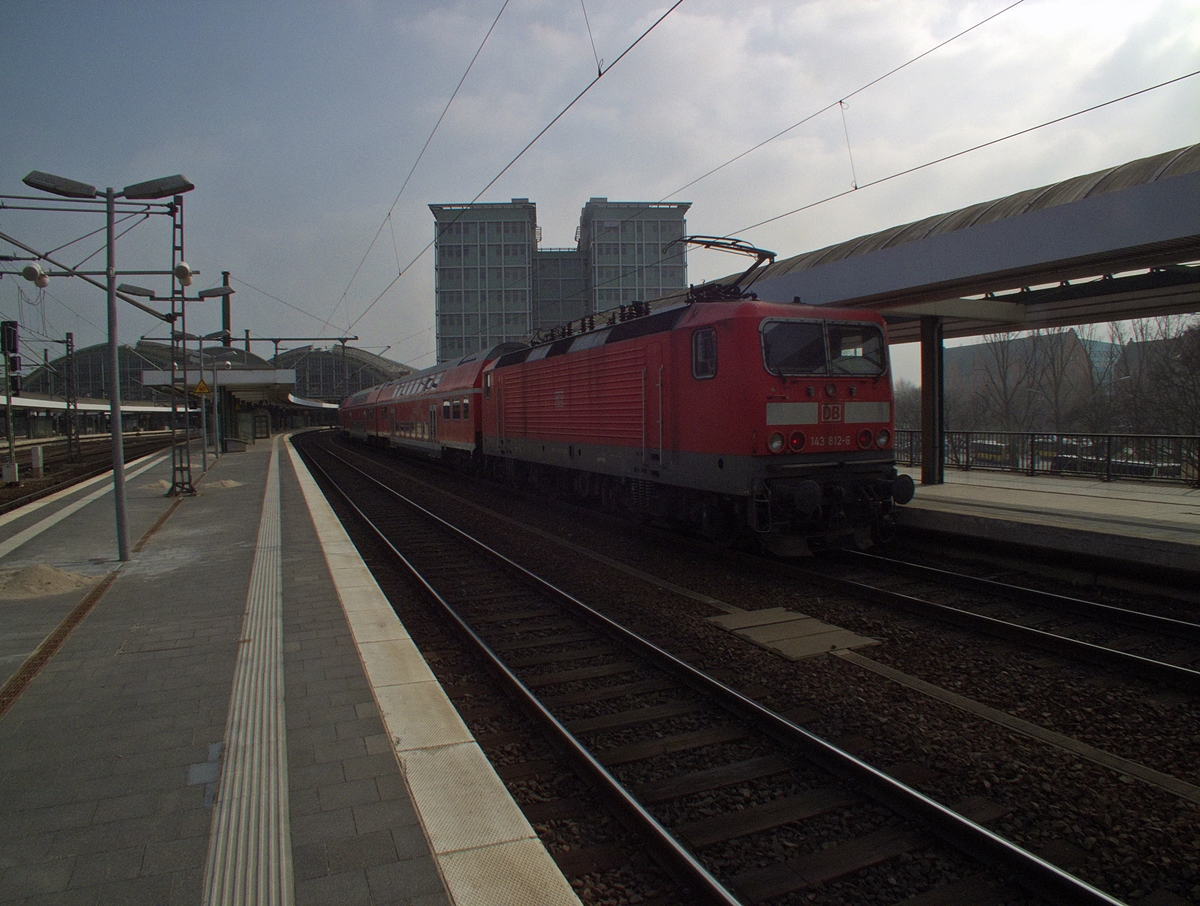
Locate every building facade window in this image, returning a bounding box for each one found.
[431,199,688,362]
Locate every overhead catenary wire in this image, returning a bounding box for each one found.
[664,0,1027,201]
[232,276,338,329]
[581,0,603,76]
[417,66,1200,354]
[327,0,512,333]
[42,208,149,263]
[346,0,687,336]
[839,101,858,190]
[336,0,1004,361]
[731,66,1200,236]
[0,274,105,377]
[530,0,1027,314]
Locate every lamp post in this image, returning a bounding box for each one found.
[22,170,194,561]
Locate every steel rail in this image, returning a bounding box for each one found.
[845,549,1200,642]
[786,560,1200,693]
[303,435,1128,906]
[0,439,174,515]
[300,443,742,906]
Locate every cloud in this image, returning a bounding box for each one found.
[1,0,1196,374]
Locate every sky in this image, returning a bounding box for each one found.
[1,0,1198,386]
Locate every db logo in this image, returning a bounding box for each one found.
[820,403,843,422]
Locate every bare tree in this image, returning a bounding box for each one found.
[1026,327,1095,431]
[893,378,921,430]
[1113,317,1196,434]
[973,332,1031,431]
[1072,322,1124,433]
[1147,320,1200,435]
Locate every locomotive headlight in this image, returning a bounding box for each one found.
[788,431,805,451]
[876,428,891,448]
[768,432,786,453]
[856,429,873,449]
[825,383,837,397]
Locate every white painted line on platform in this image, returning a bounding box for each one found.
[0,454,168,559]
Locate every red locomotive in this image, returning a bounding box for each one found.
[341,239,913,554]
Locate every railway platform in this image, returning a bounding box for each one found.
[0,432,580,906]
[897,466,1200,574]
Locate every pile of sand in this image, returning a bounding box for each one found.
[0,564,97,599]
[206,479,243,489]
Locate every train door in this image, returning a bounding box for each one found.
[643,343,663,469]
[428,405,437,444]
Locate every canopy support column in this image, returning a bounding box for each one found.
[920,315,944,485]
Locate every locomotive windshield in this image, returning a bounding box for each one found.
[761,320,886,376]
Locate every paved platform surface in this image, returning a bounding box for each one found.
[898,467,1200,572]
[0,433,580,906]
[8,435,1190,903]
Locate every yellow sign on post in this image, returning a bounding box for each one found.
[194,378,211,395]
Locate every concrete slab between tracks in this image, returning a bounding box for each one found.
[709,607,879,660]
[896,468,1200,573]
[0,431,580,906]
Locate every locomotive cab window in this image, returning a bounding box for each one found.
[761,320,826,374]
[692,328,718,379]
[762,319,887,377]
[829,324,886,376]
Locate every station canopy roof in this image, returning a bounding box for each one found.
[141,343,304,407]
[687,144,1200,343]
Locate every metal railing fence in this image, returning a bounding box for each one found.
[895,430,1200,487]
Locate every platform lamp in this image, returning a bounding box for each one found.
[22,170,195,562]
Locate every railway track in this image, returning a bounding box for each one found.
[297,431,1127,906]
[794,551,1200,694]
[0,432,177,514]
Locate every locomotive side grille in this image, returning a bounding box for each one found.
[501,346,647,443]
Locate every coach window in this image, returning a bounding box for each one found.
[461,397,470,419]
[452,400,461,419]
[692,328,717,379]
[442,399,451,419]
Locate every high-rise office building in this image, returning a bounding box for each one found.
[576,198,690,311]
[430,200,537,364]
[531,248,590,331]
[431,197,689,363]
